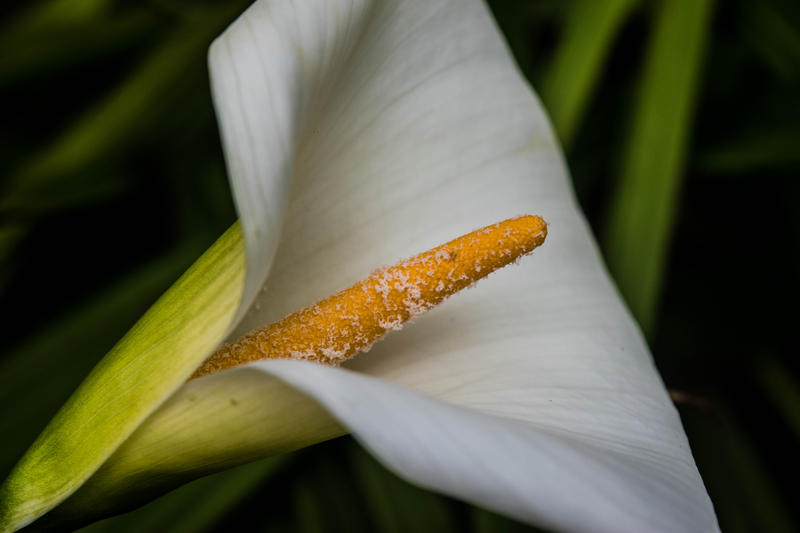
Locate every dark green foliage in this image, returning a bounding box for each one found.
[1,0,798,530]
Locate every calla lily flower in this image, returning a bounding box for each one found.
[0,0,718,532]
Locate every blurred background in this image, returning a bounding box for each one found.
[1,0,798,531]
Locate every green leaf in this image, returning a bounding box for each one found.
[602,0,713,335]
[81,456,286,533]
[0,3,246,217]
[681,408,794,533]
[539,0,639,148]
[0,12,159,88]
[472,506,544,533]
[2,0,113,35]
[0,223,245,532]
[0,224,24,278]
[350,445,454,533]
[700,126,800,174]
[757,356,800,441]
[741,1,800,82]
[1,32,205,215]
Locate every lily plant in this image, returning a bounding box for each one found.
[0,0,718,531]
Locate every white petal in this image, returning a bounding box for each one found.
[210,0,717,531]
[209,0,375,319]
[256,359,717,533]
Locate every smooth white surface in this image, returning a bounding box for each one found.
[209,0,718,531]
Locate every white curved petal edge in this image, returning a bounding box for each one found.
[210,0,718,532]
[257,360,714,533]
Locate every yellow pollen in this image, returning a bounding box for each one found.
[191,215,547,379]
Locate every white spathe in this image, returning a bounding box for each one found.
[208,0,717,531]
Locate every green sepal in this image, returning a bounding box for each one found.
[0,223,245,532]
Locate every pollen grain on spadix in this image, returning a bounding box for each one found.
[191,215,547,379]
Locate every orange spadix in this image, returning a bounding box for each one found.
[191,215,547,379]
